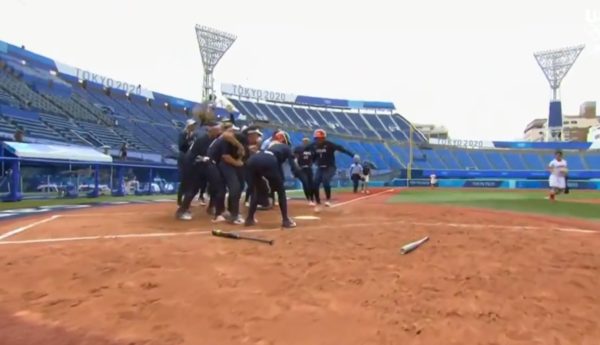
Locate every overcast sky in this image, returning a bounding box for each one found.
[2,0,599,140]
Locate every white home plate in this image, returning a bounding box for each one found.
[295,215,321,220]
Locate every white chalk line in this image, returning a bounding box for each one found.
[1,188,597,246]
[61,212,146,217]
[0,221,382,245]
[330,188,395,208]
[0,215,62,241]
[0,189,394,244]
[0,218,597,246]
[554,228,599,234]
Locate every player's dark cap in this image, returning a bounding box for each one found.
[243,125,263,136]
[220,118,239,130]
[555,149,563,155]
[203,120,220,128]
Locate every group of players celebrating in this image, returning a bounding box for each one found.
[174,111,356,228]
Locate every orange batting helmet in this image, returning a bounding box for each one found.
[274,131,292,146]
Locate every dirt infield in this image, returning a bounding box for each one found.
[1,189,599,345]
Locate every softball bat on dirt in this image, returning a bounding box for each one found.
[400,236,429,255]
[211,229,274,245]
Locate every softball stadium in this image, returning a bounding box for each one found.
[0,28,599,345]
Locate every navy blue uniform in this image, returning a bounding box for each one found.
[306,140,354,204]
[178,131,196,155]
[175,133,213,215]
[243,145,272,209]
[349,162,363,193]
[206,136,229,218]
[213,133,246,223]
[245,143,300,227]
[293,144,315,202]
[362,165,371,176]
[177,130,196,205]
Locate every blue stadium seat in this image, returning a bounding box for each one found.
[468,151,493,170]
[584,153,600,168]
[485,151,509,169]
[521,152,544,170]
[435,149,462,169]
[504,152,527,170]
[453,150,477,169]
[565,153,586,170]
[2,42,599,178]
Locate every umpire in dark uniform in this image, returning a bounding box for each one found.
[177,119,198,206]
[175,121,221,220]
[293,137,315,205]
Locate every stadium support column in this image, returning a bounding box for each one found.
[195,25,237,101]
[407,126,414,183]
[147,168,153,195]
[112,166,125,197]
[87,164,100,198]
[548,101,563,141]
[2,159,22,202]
[533,45,585,141]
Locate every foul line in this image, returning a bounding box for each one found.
[331,188,396,208]
[0,222,379,245]
[0,215,62,241]
[61,212,145,218]
[0,218,597,246]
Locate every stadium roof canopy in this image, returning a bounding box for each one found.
[3,142,112,163]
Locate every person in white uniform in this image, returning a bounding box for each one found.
[430,174,438,188]
[547,150,568,201]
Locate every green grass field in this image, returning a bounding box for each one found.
[387,189,600,220]
[2,188,599,221]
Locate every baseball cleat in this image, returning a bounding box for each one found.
[244,218,257,226]
[177,211,192,221]
[231,215,244,225]
[212,215,227,223]
[308,201,316,206]
[324,201,331,207]
[282,219,297,229]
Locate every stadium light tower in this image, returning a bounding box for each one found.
[195,25,237,101]
[533,44,585,141]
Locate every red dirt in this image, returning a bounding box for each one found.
[1,189,599,345]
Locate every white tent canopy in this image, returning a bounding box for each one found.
[3,142,113,163]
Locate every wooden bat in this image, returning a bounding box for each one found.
[211,229,274,245]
